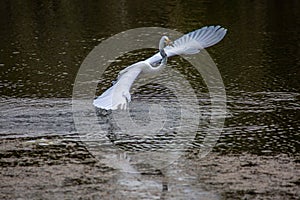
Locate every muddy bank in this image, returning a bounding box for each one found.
[0,136,299,199]
[185,153,300,199]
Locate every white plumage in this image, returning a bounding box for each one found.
[146,25,227,64]
[93,26,227,110]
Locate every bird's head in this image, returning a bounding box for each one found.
[159,36,173,56]
[164,36,173,46]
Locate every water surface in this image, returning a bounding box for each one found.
[1,1,299,199]
[1,0,299,155]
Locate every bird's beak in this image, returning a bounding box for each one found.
[166,38,173,46]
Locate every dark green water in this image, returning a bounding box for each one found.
[0,0,299,155]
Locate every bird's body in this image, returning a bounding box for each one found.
[93,25,227,110]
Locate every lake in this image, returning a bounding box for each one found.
[0,1,299,199]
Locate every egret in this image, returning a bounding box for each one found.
[93,25,227,110]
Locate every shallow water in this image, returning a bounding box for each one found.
[0,0,299,161]
[0,0,299,199]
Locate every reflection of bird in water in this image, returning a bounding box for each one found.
[93,25,227,110]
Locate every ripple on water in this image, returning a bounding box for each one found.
[0,98,75,138]
[217,91,300,155]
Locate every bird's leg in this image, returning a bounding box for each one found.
[122,91,131,103]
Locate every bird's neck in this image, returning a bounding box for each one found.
[159,36,166,50]
[159,36,167,59]
[146,36,168,72]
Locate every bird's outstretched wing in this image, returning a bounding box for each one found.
[94,26,227,110]
[146,25,227,64]
[93,62,144,110]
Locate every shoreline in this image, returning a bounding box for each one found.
[0,136,299,199]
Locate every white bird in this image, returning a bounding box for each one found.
[93,25,227,110]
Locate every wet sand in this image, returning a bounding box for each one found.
[0,136,299,199]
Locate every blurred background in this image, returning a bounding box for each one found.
[0,0,299,154]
